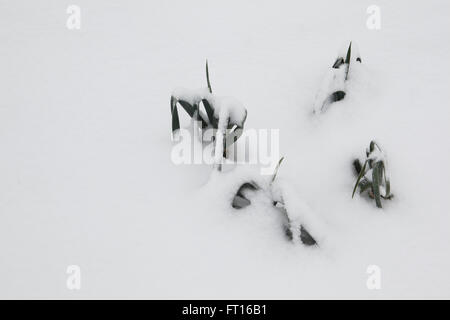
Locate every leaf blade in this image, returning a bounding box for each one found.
[352,160,368,198]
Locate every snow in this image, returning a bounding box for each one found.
[1,0,450,299]
[213,96,247,129]
[172,87,212,105]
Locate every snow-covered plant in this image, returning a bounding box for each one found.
[313,41,362,114]
[229,158,319,246]
[270,158,318,246]
[231,157,284,209]
[273,196,317,246]
[272,192,318,246]
[352,141,393,208]
[170,61,247,170]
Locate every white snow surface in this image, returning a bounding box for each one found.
[1,0,450,299]
[172,87,212,105]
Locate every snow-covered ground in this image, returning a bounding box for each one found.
[1,0,450,299]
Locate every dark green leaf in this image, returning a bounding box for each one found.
[345,41,352,80]
[206,60,212,93]
[382,162,391,197]
[271,157,285,183]
[352,160,368,198]
[171,96,180,132]
[372,162,382,208]
[345,42,352,65]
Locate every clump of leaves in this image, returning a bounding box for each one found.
[230,158,318,246]
[170,61,217,133]
[170,60,247,163]
[352,141,393,208]
[329,41,361,102]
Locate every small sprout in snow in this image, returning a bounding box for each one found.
[275,201,318,247]
[271,158,318,246]
[352,141,393,208]
[313,41,362,114]
[283,222,317,246]
[170,61,247,170]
